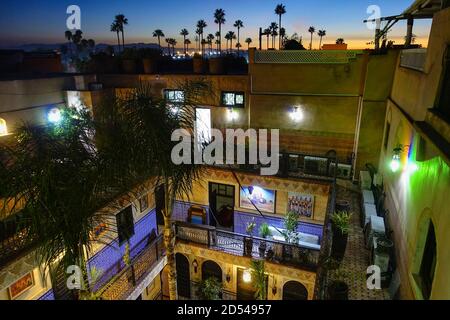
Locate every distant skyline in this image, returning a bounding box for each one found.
[0,0,432,49]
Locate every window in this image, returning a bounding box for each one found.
[0,118,7,136]
[435,45,450,121]
[164,89,184,103]
[139,194,149,213]
[116,206,135,245]
[221,91,245,107]
[418,222,437,300]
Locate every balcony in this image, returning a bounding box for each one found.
[174,221,320,272]
[399,48,427,72]
[93,234,165,300]
[210,150,346,182]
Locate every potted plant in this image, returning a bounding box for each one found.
[258,223,272,258]
[193,53,204,74]
[282,211,299,243]
[121,48,138,74]
[251,259,267,300]
[330,211,352,262]
[323,258,349,300]
[199,277,223,300]
[244,218,256,256]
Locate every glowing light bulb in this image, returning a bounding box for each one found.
[390,154,401,172]
[289,106,303,122]
[47,108,62,124]
[243,269,252,283]
[227,108,238,121]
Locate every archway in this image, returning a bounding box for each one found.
[176,253,191,298]
[282,280,308,300]
[201,260,222,282]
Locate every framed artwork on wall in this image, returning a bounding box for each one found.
[287,192,314,219]
[239,186,276,214]
[139,193,149,213]
[8,272,34,300]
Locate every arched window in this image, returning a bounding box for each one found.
[282,280,308,300]
[176,253,191,298]
[0,118,7,136]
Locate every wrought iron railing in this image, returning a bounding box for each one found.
[400,48,427,72]
[210,150,343,181]
[95,234,165,300]
[181,280,237,300]
[0,226,35,267]
[254,50,363,64]
[174,221,320,271]
[313,180,336,300]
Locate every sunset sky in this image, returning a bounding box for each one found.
[0,0,432,49]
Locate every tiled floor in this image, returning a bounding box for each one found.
[327,184,390,300]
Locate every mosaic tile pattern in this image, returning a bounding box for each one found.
[87,209,157,283]
[38,289,55,300]
[327,185,390,300]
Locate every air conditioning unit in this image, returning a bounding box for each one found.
[304,156,328,176]
[330,162,352,179]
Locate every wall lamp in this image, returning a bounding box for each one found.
[227,107,238,122]
[390,144,417,173]
[242,269,252,283]
[289,106,303,122]
[47,107,62,124]
[192,259,199,273]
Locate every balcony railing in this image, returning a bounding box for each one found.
[94,234,165,300]
[174,221,320,271]
[254,50,363,64]
[0,224,35,267]
[400,48,427,72]
[210,150,344,181]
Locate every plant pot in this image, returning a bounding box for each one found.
[331,227,348,262]
[208,57,224,74]
[193,57,204,74]
[335,200,350,212]
[243,237,253,256]
[122,59,137,74]
[258,241,267,258]
[327,281,348,300]
[142,58,157,74]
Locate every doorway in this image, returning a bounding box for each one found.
[176,253,191,299]
[208,182,235,231]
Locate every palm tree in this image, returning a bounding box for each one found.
[279,27,286,48]
[336,38,345,44]
[110,23,121,52]
[214,9,226,53]
[308,26,315,50]
[215,31,221,51]
[184,39,191,53]
[196,20,207,51]
[225,31,236,53]
[269,22,278,49]
[170,39,177,55]
[165,38,172,56]
[275,4,286,49]
[233,20,244,56]
[207,34,215,54]
[153,29,165,50]
[263,28,271,50]
[318,30,326,49]
[195,29,201,51]
[180,29,189,54]
[245,37,252,50]
[64,30,74,56]
[114,14,128,50]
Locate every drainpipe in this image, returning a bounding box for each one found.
[352,52,370,181]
